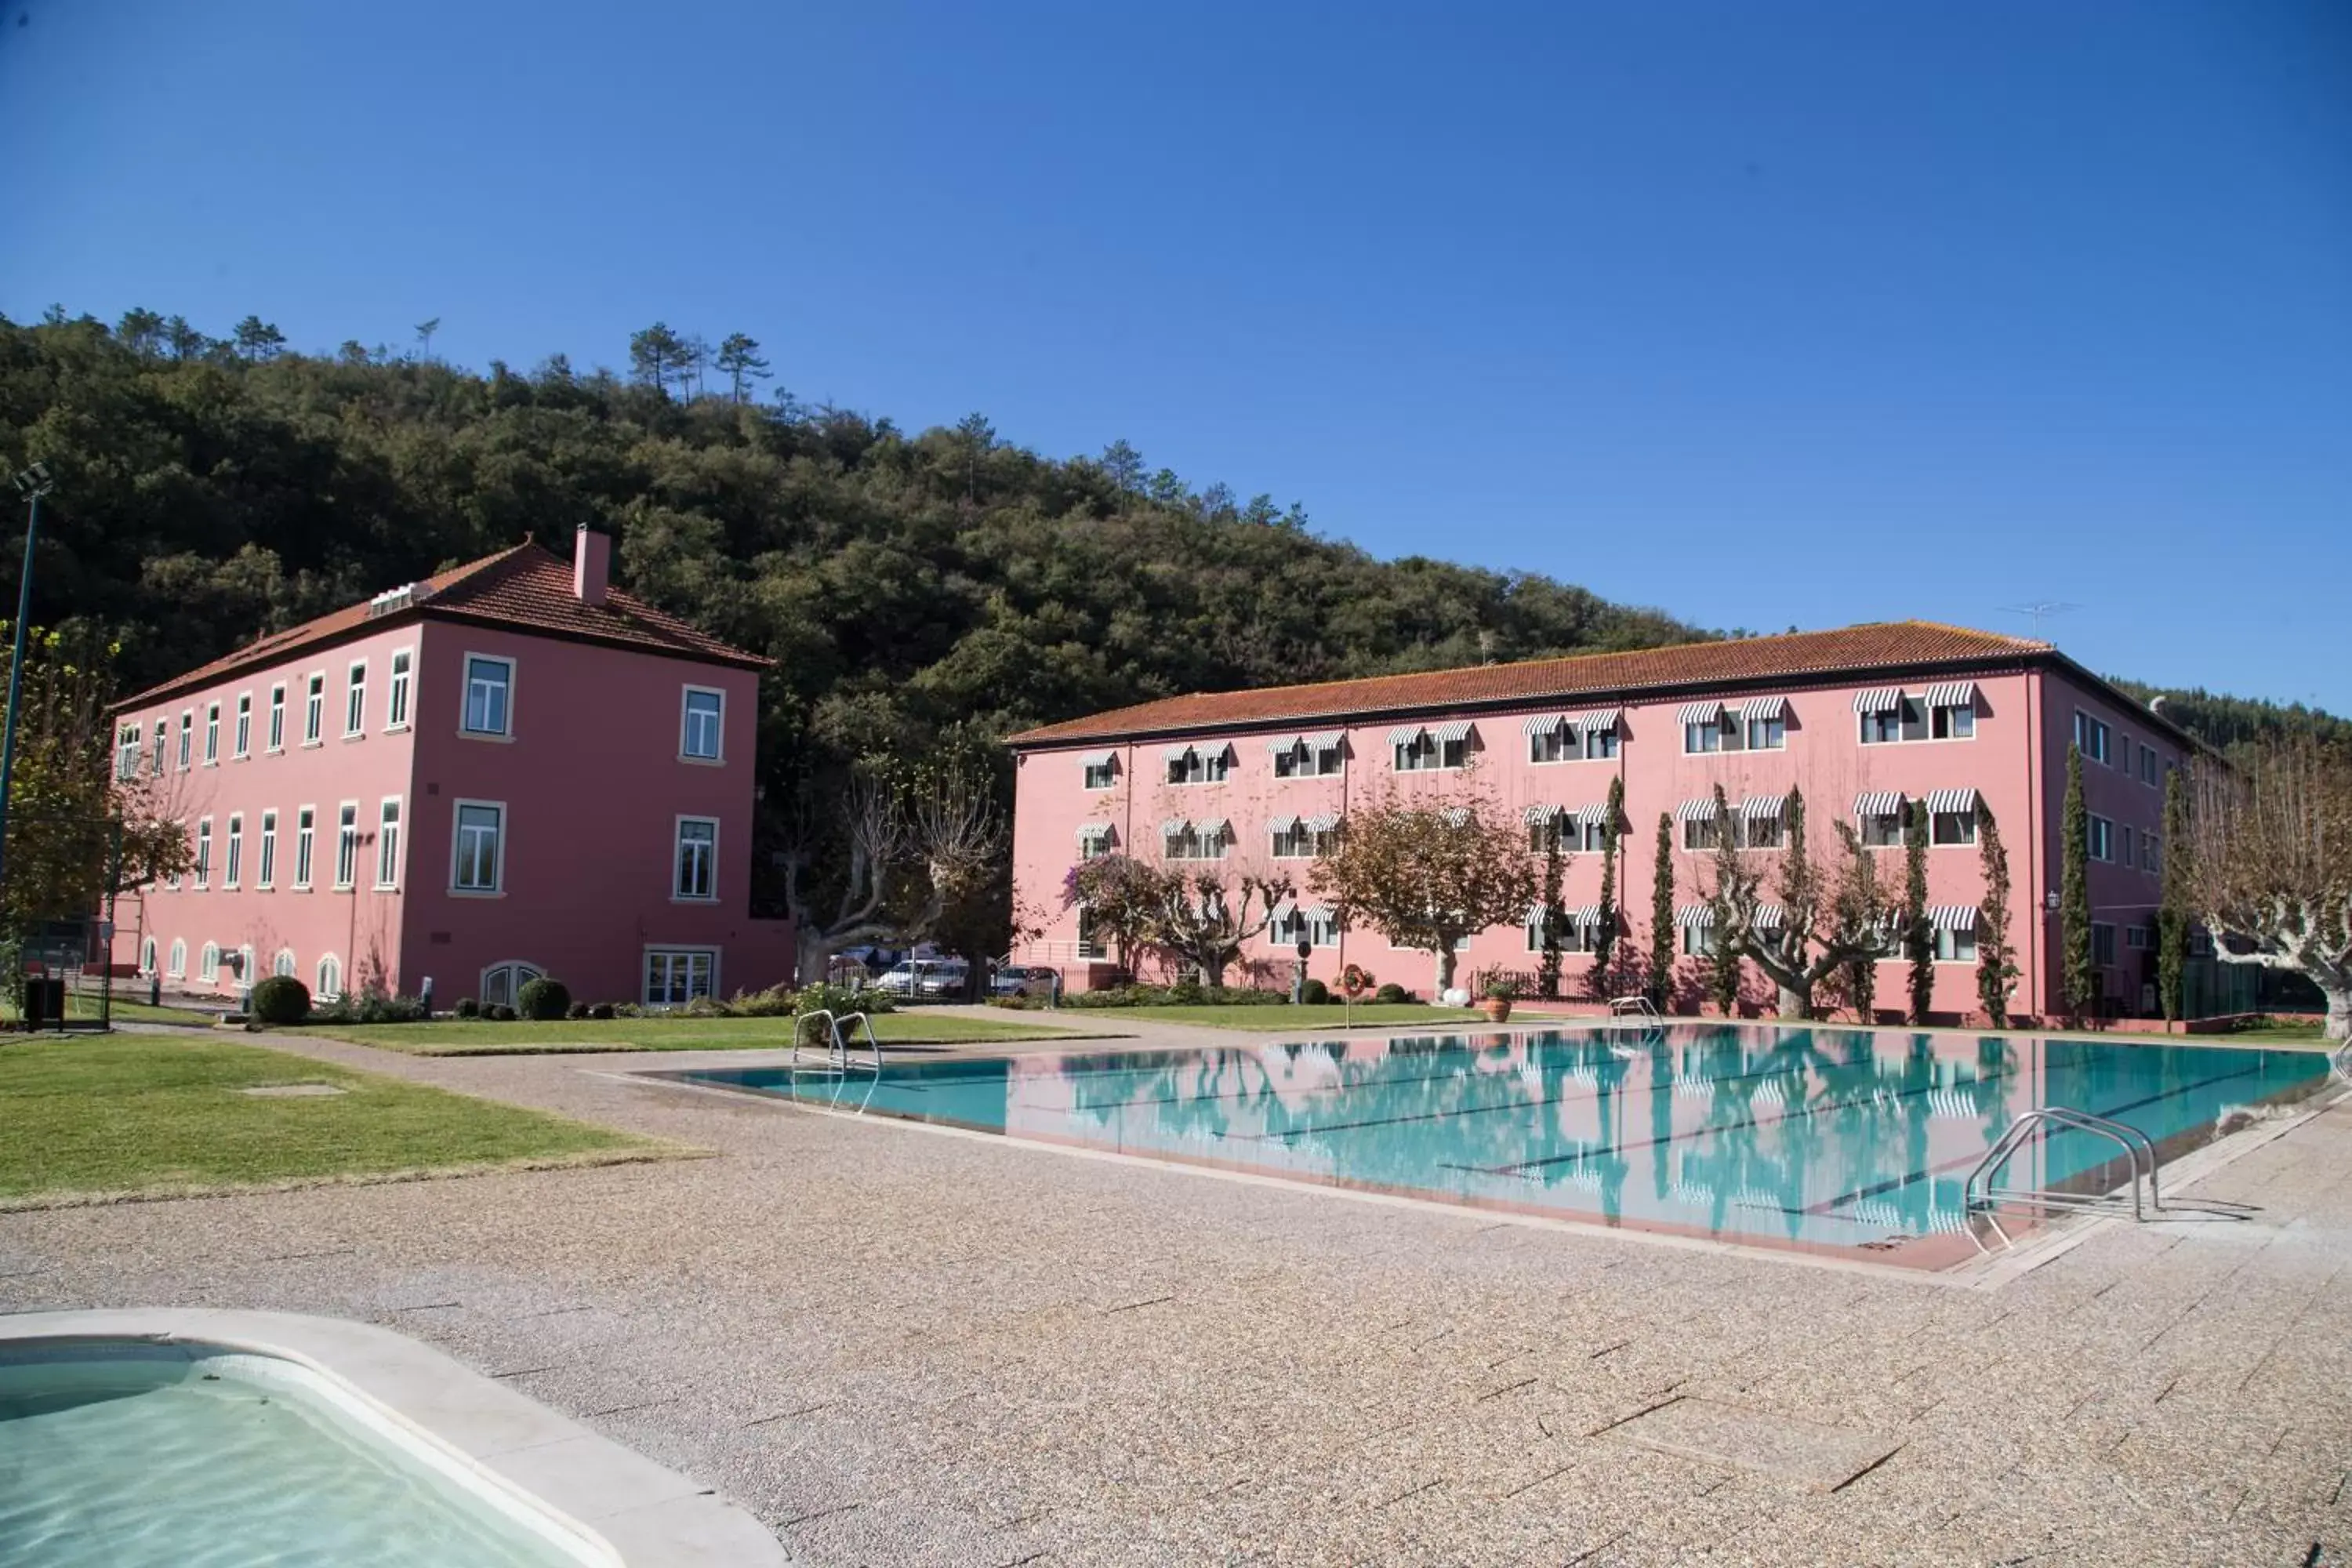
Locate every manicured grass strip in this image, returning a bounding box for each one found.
[1076,1003,1485,1033]
[106,1000,223,1026]
[292,1012,1091,1055]
[0,1032,663,1209]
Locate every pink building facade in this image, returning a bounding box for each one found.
[1007,622,2189,1023]
[110,529,793,1008]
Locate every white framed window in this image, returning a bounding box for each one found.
[2125,923,2154,952]
[1076,825,1114,860]
[1161,821,1228,861]
[1746,714,1787,751]
[178,710,193,769]
[1164,744,1231,785]
[237,944,254,986]
[1931,809,1978,847]
[452,800,506,893]
[303,673,325,744]
[1272,906,1341,949]
[1080,755,1116,789]
[1075,907,1105,960]
[386,648,413,729]
[1583,723,1618,760]
[151,717,168,775]
[1932,702,1975,740]
[195,817,213,887]
[463,655,513,737]
[1681,707,1733,754]
[376,797,402,888]
[199,942,220,982]
[267,683,286,751]
[204,702,220,764]
[480,960,544,1010]
[2087,814,2114,862]
[2142,833,2160,875]
[1527,720,1574,765]
[274,948,296,978]
[115,722,141,781]
[680,686,724,760]
[234,692,252,757]
[2074,710,2111,765]
[2092,923,2117,967]
[1933,927,1979,963]
[2121,823,2137,870]
[344,660,367,735]
[315,953,343,1001]
[334,802,359,889]
[1857,796,1908,848]
[1681,815,1726,851]
[1527,913,1601,955]
[257,810,278,888]
[2141,746,2161,787]
[1272,738,1344,778]
[1740,810,1785,850]
[223,814,243,888]
[1270,820,1339,859]
[674,816,717,900]
[1392,726,1470,771]
[140,936,158,975]
[168,938,187,978]
[294,806,316,889]
[644,946,717,1007]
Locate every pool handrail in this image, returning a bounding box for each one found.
[792,1008,884,1074]
[2331,1040,2352,1086]
[1608,995,1661,1020]
[1964,1105,2161,1252]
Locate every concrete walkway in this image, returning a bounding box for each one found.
[5,1022,2350,1566]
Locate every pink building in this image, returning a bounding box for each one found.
[109,528,793,1009]
[1007,622,2190,1023]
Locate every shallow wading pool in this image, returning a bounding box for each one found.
[684,1025,2332,1268]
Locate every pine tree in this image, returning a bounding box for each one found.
[2158,766,2190,1021]
[715,333,771,403]
[2061,743,2096,1022]
[1707,938,1741,1015]
[1904,799,1933,1023]
[1647,811,1675,1011]
[230,315,285,361]
[628,322,688,395]
[1976,800,2017,1027]
[1590,774,1624,993]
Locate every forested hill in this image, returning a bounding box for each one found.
[1,308,1702,786]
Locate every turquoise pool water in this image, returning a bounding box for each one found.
[0,1340,606,1566]
[688,1025,2329,1265]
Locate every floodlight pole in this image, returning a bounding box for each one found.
[0,463,52,903]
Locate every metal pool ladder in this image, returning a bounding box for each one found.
[2331,1040,2352,1085]
[1964,1107,2161,1253]
[793,1009,884,1074]
[1608,995,1662,1020]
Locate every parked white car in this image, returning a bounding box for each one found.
[876,959,969,999]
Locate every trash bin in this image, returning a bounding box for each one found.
[23,978,66,1031]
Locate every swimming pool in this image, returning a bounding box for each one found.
[686,1025,2332,1267]
[0,1338,614,1566]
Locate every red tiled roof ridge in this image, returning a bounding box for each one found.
[116,535,765,711]
[1008,620,2057,746]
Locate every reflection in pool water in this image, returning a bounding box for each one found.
[686,1025,2327,1266]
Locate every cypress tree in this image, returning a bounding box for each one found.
[1976,800,2016,1028]
[2158,766,2190,1022]
[1591,775,1624,991]
[1647,811,1675,1011]
[1537,837,1564,1000]
[1904,799,1933,1023]
[2061,743,2096,1022]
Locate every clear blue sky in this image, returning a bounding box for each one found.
[5,2,2347,710]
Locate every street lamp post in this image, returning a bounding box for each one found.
[0,462,52,902]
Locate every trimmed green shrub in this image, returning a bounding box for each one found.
[1374,982,1409,1004]
[589,1002,616,1021]
[249,975,311,1025]
[1167,978,1206,1005]
[728,985,796,1018]
[308,992,431,1025]
[453,996,479,1018]
[1301,978,1330,1006]
[515,977,572,1021]
[789,982,895,1017]
[487,1003,517,1022]
[566,1000,590,1019]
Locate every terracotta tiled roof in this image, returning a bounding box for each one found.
[1009,622,2056,746]
[119,537,768,710]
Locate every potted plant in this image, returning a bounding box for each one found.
[1480,974,1519,1022]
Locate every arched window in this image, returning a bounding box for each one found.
[315,954,343,1001]
[274,949,296,978]
[199,942,220,982]
[168,938,187,978]
[140,936,158,975]
[238,946,255,985]
[479,961,545,1011]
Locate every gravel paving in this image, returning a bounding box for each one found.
[5,1022,2350,1566]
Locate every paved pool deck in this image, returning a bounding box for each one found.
[5,1016,2350,1566]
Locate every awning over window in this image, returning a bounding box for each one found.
[1427,720,1475,743]
[1076,823,1114,844]
[1930,905,1978,931]
[1523,712,1575,735]
[1080,750,1117,770]
[1740,794,1788,820]
[1738,695,1791,722]
[1301,811,1341,832]
[1675,797,1725,821]
[1159,817,1189,835]
[1265,815,1300,835]
[1302,730,1345,750]
[1675,904,1715,929]
[1162,742,1197,761]
[1523,804,1568,826]
[1923,787,1980,815]
[1853,688,1905,713]
[1752,904,1787,930]
[1265,734,1303,753]
[1922,681,1978,708]
[1192,818,1229,838]
[1385,724,1425,746]
[1438,807,1472,826]
[1573,708,1622,731]
[1676,700,1725,724]
[1561,904,1602,924]
[1853,791,1907,818]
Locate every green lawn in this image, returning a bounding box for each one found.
[0,1032,661,1208]
[1083,1003,1484,1032]
[292,1011,1092,1056]
[106,999,222,1026]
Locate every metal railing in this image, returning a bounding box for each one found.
[1608,995,1661,1020]
[1965,1107,2161,1253]
[793,1008,884,1074]
[2331,1040,2352,1086]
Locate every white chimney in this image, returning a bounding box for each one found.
[573,525,610,606]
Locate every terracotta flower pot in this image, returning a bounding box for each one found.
[1480,997,1513,1022]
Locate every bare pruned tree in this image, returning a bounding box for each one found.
[2186,738,2352,1040]
[1700,784,1895,1019]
